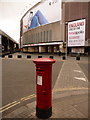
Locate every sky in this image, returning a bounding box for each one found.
[0,0,41,43]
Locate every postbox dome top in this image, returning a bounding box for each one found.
[33,58,55,64]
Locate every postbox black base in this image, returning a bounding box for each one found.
[36,107,52,119]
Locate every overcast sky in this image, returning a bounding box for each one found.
[0,0,41,43]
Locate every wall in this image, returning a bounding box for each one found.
[22,21,64,45]
[62,2,89,45]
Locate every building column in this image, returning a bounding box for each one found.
[54,46,59,53]
[59,44,65,53]
[28,47,34,52]
[34,46,39,53]
[39,46,46,53]
[48,46,53,53]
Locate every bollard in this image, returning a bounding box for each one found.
[8,54,12,58]
[62,55,66,60]
[17,55,22,58]
[76,56,80,60]
[27,55,31,59]
[38,56,42,58]
[49,56,53,59]
[2,54,5,58]
[33,58,55,119]
[76,53,80,60]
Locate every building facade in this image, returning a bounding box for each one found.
[0,30,19,55]
[62,2,90,55]
[20,1,90,55]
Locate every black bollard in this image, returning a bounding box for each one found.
[76,53,80,60]
[8,54,12,58]
[17,55,22,58]
[27,55,31,59]
[49,56,53,59]
[76,56,80,60]
[38,56,42,58]
[2,54,5,58]
[62,55,66,60]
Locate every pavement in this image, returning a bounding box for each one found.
[1,54,89,119]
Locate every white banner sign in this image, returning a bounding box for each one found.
[68,19,86,47]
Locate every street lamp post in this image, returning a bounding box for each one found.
[65,22,68,59]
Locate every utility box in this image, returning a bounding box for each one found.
[33,58,55,119]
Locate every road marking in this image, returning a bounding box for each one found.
[0,94,36,113]
[0,102,20,113]
[76,62,88,82]
[53,87,88,92]
[74,77,86,82]
[22,95,36,101]
[0,101,18,110]
[21,94,36,101]
[73,70,82,73]
[20,94,36,100]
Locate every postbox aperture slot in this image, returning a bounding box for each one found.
[36,66,46,71]
[36,69,44,71]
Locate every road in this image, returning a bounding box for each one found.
[2,59,63,107]
[1,55,89,117]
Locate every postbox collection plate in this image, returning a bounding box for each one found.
[37,76,42,85]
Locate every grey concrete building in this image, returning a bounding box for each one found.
[0,29,19,55]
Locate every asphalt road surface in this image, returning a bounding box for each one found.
[2,59,63,107]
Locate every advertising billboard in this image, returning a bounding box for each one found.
[23,0,61,33]
[68,19,86,47]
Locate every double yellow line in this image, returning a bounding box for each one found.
[0,94,36,113]
[0,87,88,113]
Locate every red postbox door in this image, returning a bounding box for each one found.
[36,64,52,109]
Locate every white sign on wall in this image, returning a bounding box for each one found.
[68,19,86,47]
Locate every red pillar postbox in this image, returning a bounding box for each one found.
[33,58,55,119]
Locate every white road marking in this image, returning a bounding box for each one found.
[76,62,88,82]
[74,77,86,81]
[73,70,82,73]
